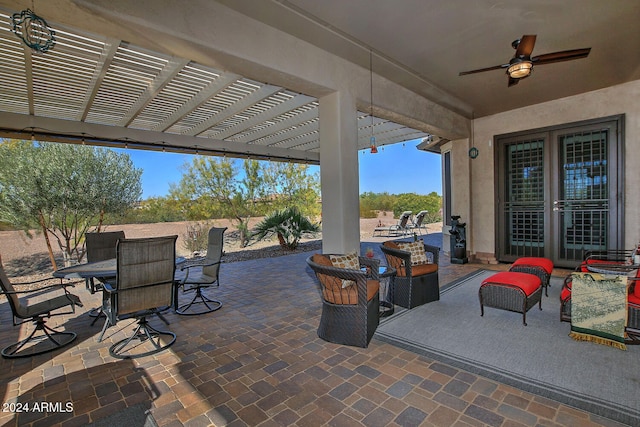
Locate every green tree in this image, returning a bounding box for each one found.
[177,157,265,247]
[392,192,442,223]
[262,162,321,218]
[115,196,184,224]
[359,191,395,217]
[0,140,142,269]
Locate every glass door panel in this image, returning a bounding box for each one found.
[496,116,622,268]
[500,138,546,260]
[554,129,611,264]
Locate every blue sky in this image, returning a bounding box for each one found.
[114,139,442,199]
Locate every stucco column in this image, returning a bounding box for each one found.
[319,91,361,254]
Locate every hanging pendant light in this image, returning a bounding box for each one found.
[11,2,56,54]
[369,49,378,154]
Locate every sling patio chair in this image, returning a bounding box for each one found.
[103,235,178,359]
[0,255,82,358]
[85,231,125,327]
[174,227,226,315]
[373,211,412,237]
[85,231,125,292]
[408,210,429,236]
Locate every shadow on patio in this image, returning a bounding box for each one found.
[0,242,623,427]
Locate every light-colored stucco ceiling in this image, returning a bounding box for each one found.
[0,0,638,160]
[221,0,640,118]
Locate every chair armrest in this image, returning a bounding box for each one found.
[584,249,632,263]
[3,278,79,295]
[103,282,117,293]
[380,245,412,264]
[423,243,440,265]
[358,256,380,280]
[179,258,221,271]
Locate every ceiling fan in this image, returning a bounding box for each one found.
[459,35,591,87]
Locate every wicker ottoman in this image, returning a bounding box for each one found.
[479,271,543,326]
[508,257,553,296]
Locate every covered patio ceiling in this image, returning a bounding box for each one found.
[0,8,431,164]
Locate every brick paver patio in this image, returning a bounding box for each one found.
[0,244,626,426]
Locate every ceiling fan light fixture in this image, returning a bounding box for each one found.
[507,60,532,79]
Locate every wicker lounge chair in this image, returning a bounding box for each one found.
[103,235,178,358]
[560,249,633,323]
[306,253,380,348]
[0,255,82,358]
[628,281,640,344]
[380,240,439,308]
[373,211,412,237]
[174,227,226,315]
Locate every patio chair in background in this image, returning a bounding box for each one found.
[306,253,380,348]
[0,255,82,358]
[373,211,412,237]
[174,227,226,315]
[380,240,440,308]
[103,235,178,359]
[85,231,125,326]
[559,248,634,323]
[408,210,429,236]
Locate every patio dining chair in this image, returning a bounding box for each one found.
[103,235,178,359]
[0,255,82,358]
[85,231,125,292]
[174,227,226,315]
[85,231,124,327]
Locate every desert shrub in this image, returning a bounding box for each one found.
[182,221,214,254]
[252,207,320,250]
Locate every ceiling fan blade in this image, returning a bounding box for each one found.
[515,35,536,57]
[532,48,591,64]
[459,63,508,76]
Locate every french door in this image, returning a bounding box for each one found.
[497,117,623,268]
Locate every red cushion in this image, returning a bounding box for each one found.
[560,287,571,302]
[512,257,554,274]
[481,272,542,296]
[629,292,640,306]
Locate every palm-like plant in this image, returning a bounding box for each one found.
[253,207,320,250]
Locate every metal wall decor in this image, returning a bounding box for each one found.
[12,8,56,53]
[469,146,479,159]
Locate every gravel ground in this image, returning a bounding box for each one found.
[0,213,442,281]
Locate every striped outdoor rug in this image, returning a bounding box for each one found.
[376,269,640,426]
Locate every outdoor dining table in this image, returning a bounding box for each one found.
[53,257,186,281]
[53,256,186,341]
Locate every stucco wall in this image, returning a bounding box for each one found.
[456,79,640,260]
